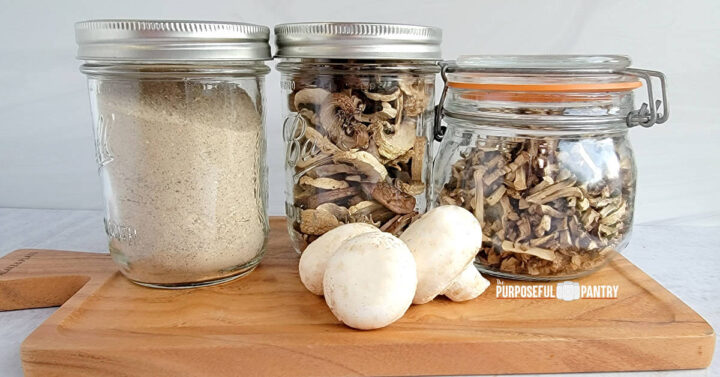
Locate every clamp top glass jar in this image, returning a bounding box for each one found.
[76,20,272,288]
[432,55,669,280]
[275,23,442,253]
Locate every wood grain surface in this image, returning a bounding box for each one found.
[0,217,714,377]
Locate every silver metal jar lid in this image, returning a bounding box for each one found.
[75,19,271,62]
[274,22,442,60]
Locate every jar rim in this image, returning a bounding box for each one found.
[75,19,272,62]
[274,22,442,60]
[455,55,632,72]
[78,62,271,78]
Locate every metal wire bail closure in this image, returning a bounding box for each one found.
[623,68,669,128]
[433,62,450,142]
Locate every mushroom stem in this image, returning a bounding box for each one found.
[399,206,486,304]
[443,263,490,302]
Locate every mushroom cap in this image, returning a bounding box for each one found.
[323,232,417,330]
[298,223,380,295]
[399,205,484,304]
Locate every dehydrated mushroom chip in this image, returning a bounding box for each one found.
[288,72,433,248]
[439,136,634,277]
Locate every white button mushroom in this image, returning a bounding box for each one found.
[298,223,380,295]
[323,232,417,330]
[399,205,488,304]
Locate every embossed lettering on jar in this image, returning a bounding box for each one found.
[274,23,442,253]
[75,20,272,288]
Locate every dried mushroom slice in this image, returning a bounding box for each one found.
[355,102,397,123]
[501,241,556,261]
[294,88,331,111]
[373,120,416,160]
[333,150,388,182]
[301,186,360,209]
[316,202,350,222]
[381,211,418,236]
[410,136,426,182]
[366,182,416,215]
[348,200,395,225]
[299,176,349,190]
[385,148,413,171]
[348,200,382,217]
[399,78,429,117]
[289,71,431,246]
[318,93,368,149]
[439,135,634,277]
[394,180,426,196]
[363,89,401,102]
[300,208,340,235]
[300,120,338,153]
[307,163,356,178]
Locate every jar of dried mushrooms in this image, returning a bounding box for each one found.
[275,23,442,252]
[75,20,272,288]
[433,55,669,280]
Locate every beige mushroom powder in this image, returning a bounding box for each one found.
[94,79,267,285]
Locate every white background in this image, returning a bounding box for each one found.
[1,0,719,225]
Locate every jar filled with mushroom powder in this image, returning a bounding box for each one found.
[275,23,441,252]
[75,20,271,288]
[432,55,669,280]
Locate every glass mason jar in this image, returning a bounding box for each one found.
[75,20,272,288]
[432,55,669,280]
[275,23,442,253]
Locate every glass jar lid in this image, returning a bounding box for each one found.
[449,55,641,95]
[274,22,442,60]
[456,55,631,71]
[75,19,271,62]
[434,55,669,140]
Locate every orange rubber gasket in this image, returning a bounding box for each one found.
[459,90,614,103]
[448,81,642,92]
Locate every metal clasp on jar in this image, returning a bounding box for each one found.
[433,62,452,142]
[622,68,669,128]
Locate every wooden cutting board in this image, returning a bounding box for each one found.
[0,217,714,376]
